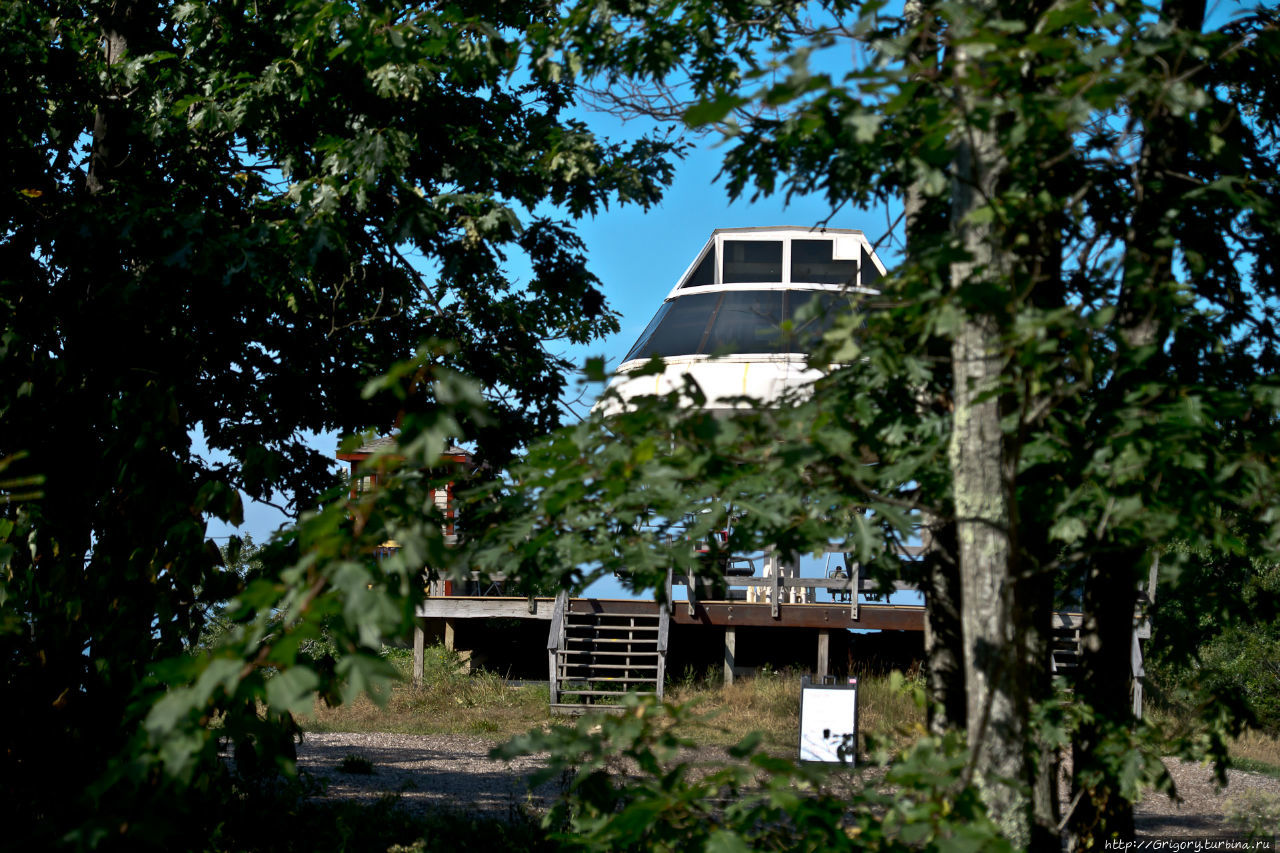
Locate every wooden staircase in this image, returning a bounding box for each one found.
[1050,622,1082,680]
[548,592,668,715]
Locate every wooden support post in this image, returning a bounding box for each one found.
[724,626,737,685]
[687,569,698,617]
[1146,552,1160,604]
[850,562,860,621]
[770,570,781,619]
[413,619,425,688]
[444,619,457,652]
[1131,629,1145,719]
[817,629,830,679]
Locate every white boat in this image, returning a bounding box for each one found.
[602,226,887,412]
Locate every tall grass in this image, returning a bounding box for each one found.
[300,646,926,756]
[301,646,551,739]
[300,645,1280,779]
[1228,730,1280,777]
[664,665,925,752]
[1138,705,1280,777]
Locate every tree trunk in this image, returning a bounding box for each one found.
[948,10,1031,840]
[87,2,140,195]
[924,521,966,733]
[1071,551,1141,847]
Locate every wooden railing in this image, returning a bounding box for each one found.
[673,570,919,619]
[546,590,569,705]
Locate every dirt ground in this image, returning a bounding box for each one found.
[296,731,1280,837]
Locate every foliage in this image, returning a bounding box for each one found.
[466,0,1280,847]
[197,535,267,648]
[335,753,375,775]
[494,694,1013,853]
[0,0,673,846]
[1148,552,1280,736]
[1226,788,1280,840]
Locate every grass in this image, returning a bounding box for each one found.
[299,646,926,760]
[1228,730,1280,778]
[301,646,553,740]
[301,644,1280,778]
[1145,705,1280,777]
[282,644,1280,852]
[664,665,925,753]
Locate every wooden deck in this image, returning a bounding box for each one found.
[415,596,927,631]
[412,594,1089,692]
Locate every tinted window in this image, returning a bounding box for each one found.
[787,291,847,349]
[861,245,882,285]
[623,289,862,362]
[704,291,785,355]
[622,301,673,362]
[680,248,716,288]
[723,240,782,283]
[791,239,857,285]
[624,293,720,359]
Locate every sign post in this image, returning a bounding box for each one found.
[798,676,859,764]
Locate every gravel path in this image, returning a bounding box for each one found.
[1134,758,1280,837]
[298,732,557,820]
[298,732,1280,836]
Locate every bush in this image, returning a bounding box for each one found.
[492,695,1012,852]
[336,754,375,775]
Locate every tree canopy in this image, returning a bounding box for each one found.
[0,0,672,845]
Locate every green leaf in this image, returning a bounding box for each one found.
[264,666,320,716]
[1049,516,1087,545]
[684,93,747,127]
[705,829,752,853]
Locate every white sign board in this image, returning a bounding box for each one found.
[798,677,858,764]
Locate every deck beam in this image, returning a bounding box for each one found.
[417,596,928,631]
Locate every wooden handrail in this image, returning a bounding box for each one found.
[670,574,920,592]
[547,590,569,706]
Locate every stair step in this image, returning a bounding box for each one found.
[550,704,628,716]
[558,676,660,683]
[567,615,660,622]
[559,689,658,697]
[567,616,660,623]
[565,631,659,636]
[558,663,660,672]
[568,630,660,637]
[561,641,658,648]
[559,650,659,659]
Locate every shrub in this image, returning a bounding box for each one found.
[492,695,1012,852]
[336,754,375,775]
